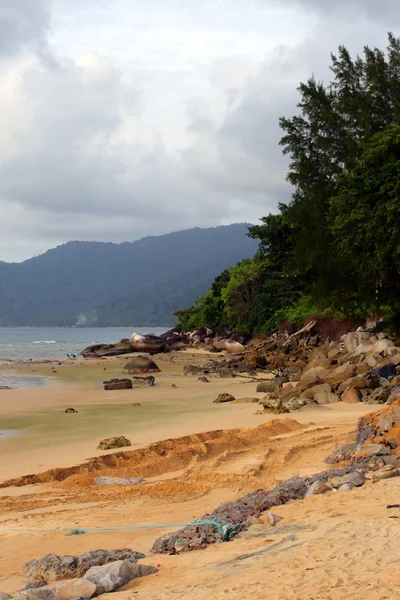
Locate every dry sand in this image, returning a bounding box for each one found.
[0,353,394,599]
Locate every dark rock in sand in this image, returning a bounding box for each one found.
[197,376,209,383]
[0,386,11,390]
[97,436,131,450]
[103,378,133,390]
[124,356,160,374]
[131,376,155,387]
[183,365,205,376]
[213,393,235,404]
[64,408,78,414]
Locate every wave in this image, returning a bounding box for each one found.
[32,341,57,344]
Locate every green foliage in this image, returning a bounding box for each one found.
[177,34,400,334]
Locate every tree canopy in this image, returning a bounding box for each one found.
[176,33,400,333]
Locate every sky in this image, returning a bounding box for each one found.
[0,1,398,262]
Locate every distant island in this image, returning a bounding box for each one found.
[0,224,257,327]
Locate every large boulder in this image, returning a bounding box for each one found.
[300,367,330,388]
[81,339,132,358]
[97,436,131,450]
[323,363,357,389]
[103,379,132,390]
[341,387,361,404]
[256,381,278,393]
[260,396,289,414]
[84,560,157,595]
[224,340,245,354]
[300,383,332,401]
[314,390,340,405]
[283,397,307,411]
[45,579,96,600]
[183,365,205,376]
[342,331,371,354]
[129,333,166,354]
[124,356,160,374]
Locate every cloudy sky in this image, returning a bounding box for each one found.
[0,0,398,261]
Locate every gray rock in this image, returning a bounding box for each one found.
[338,483,356,491]
[197,376,209,383]
[0,594,13,600]
[23,583,48,591]
[23,550,145,581]
[183,365,204,376]
[94,477,145,486]
[267,512,284,526]
[305,480,331,498]
[284,397,307,411]
[46,579,96,600]
[83,560,135,595]
[129,564,158,579]
[330,471,366,489]
[14,590,57,600]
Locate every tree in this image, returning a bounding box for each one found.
[329,124,400,316]
[280,33,400,296]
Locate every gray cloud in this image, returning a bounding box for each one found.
[0,0,51,58]
[0,0,399,261]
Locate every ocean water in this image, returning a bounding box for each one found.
[0,327,169,362]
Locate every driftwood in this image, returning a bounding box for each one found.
[283,321,316,347]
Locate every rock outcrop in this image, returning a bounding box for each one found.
[97,436,131,450]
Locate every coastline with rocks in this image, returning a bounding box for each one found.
[1,322,400,599]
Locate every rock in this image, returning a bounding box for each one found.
[23,551,145,582]
[103,378,133,390]
[23,556,77,582]
[64,408,78,414]
[81,339,132,358]
[305,480,331,497]
[14,591,56,600]
[369,363,397,381]
[213,393,235,404]
[0,386,11,390]
[0,594,13,600]
[338,376,368,392]
[284,397,307,411]
[129,333,166,354]
[338,483,355,491]
[246,515,263,526]
[130,376,155,387]
[354,444,391,459]
[388,385,400,405]
[83,560,135,595]
[267,512,283,526]
[171,384,177,389]
[214,369,235,378]
[314,390,340,405]
[341,387,361,404]
[260,396,289,414]
[363,387,390,404]
[365,339,394,358]
[300,367,330,388]
[256,382,278,393]
[388,438,399,449]
[94,477,144,486]
[183,365,204,376]
[129,564,158,579]
[329,471,366,488]
[23,583,48,591]
[46,579,96,600]
[75,550,144,577]
[300,383,332,401]
[323,363,357,389]
[97,436,131,450]
[124,356,160,374]
[231,397,259,404]
[197,376,209,383]
[342,332,371,354]
[303,357,333,373]
[224,340,245,353]
[356,362,369,375]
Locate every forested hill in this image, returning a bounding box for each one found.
[0,224,258,326]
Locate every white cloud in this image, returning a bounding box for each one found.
[0,0,399,261]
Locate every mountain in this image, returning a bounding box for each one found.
[0,224,258,326]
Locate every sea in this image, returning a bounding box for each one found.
[0,327,169,362]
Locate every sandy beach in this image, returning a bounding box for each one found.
[0,351,394,600]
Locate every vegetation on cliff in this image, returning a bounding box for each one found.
[176,34,400,333]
